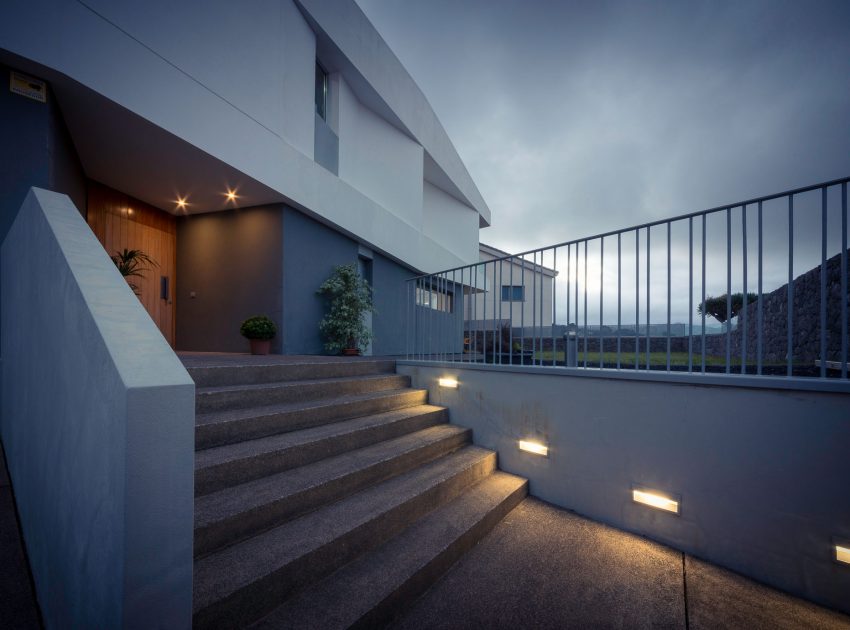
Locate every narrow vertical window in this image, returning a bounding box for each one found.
[315,62,328,120]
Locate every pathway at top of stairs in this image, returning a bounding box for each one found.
[181,354,527,629]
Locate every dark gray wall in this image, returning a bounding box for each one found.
[281,207,357,354]
[177,205,283,353]
[371,252,416,356]
[0,64,86,242]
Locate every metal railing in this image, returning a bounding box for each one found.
[405,176,850,380]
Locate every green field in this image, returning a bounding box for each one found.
[534,351,782,367]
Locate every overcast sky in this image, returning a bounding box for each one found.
[357,0,850,254]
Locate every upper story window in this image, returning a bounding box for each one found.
[315,62,328,120]
[501,285,525,302]
[416,286,453,313]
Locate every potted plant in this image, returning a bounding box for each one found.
[317,263,375,355]
[240,315,277,355]
[111,248,158,295]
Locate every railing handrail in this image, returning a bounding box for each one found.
[408,175,850,281]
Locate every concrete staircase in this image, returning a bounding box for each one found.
[185,358,528,629]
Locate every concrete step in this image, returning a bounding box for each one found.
[194,424,471,558]
[187,359,396,388]
[195,388,428,451]
[192,446,497,630]
[250,472,528,630]
[194,405,448,496]
[196,373,410,414]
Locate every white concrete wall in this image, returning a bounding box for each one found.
[422,182,479,265]
[1,189,195,628]
[337,76,423,229]
[397,362,850,616]
[83,0,316,158]
[469,253,554,327]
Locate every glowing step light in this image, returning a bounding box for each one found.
[518,440,549,457]
[632,488,680,515]
[438,377,458,389]
[837,544,850,565]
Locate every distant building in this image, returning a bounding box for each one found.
[467,243,557,329]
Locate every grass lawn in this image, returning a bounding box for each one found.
[534,351,782,367]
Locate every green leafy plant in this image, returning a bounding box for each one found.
[697,293,758,323]
[317,264,375,353]
[111,248,158,295]
[240,315,277,340]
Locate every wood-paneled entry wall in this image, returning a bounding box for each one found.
[87,181,176,346]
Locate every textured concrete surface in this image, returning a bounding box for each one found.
[395,498,684,630]
[686,556,850,630]
[395,498,850,630]
[179,352,399,367]
[0,445,40,629]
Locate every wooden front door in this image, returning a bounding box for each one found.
[86,181,177,346]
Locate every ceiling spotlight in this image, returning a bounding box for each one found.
[176,197,187,209]
[225,189,238,202]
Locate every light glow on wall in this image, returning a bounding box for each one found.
[518,440,548,457]
[836,545,850,565]
[632,489,679,514]
[438,377,458,388]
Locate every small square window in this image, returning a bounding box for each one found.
[501,285,524,302]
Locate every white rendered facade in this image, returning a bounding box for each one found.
[0,0,489,274]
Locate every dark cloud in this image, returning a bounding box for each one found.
[357,0,850,247]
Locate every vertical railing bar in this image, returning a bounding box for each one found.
[617,233,622,369]
[600,238,605,369]
[438,273,443,363]
[521,255,526,364]
[701,214,707,373]
[483,263,489,365]
[726,207,732,374]
[788,195,794,376]
[552,248,557,367]
[842,183,848,379]
[530,257,536,359]
[635,229,640,370]
[574,244,579,361]
[499,259,504,364]
[566,245,570,366]
[509,257,514,365]
[452,269,457,362]
[688,217,693,372]
[540,249,544,367]
[405,280,410,360]
[741,204,748,375]
[583,240,588,368]
[666,221,671,372]
[473,265,477,362]
[820,186,827,378]
[493,260,499,365]
[646,227,651,371]
[757,201,763,375]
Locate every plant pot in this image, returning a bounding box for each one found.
[249,339,271,355]
[342,347,360,356]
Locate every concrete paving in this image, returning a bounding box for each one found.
[0,444,41,630]
[394,498,850,630]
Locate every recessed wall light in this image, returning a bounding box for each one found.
[632,488,680,514]
[518,440,548,457]
[836,544,850,565]
[438,377,458,388]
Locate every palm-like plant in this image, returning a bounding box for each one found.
[111,248,158,295]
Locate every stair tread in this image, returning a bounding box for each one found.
[192,445,495,615]
[250,472,527,630]
[195,388,426,428]
[196,373,405,396]
[195,404,446,472]
[195,424,469,531]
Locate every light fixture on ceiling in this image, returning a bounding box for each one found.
[176,197,187,210]
[225,189,238,202]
